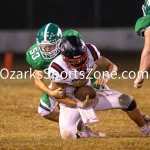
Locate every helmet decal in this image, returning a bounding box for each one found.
[142,0,150,16]
[44,23,51,41]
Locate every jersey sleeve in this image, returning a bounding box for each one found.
[135,15,150,37]
[26,44,48,70]
[48,62,68,83]
[86,43,100,62]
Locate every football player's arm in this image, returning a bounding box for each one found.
[134,28,150,88]
[139,28,150,72]
[93,56,118,86]
[95,56,118,74]
[34,69,64,98]
[51,82,91,108]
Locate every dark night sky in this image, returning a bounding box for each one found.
[0,0,143,29]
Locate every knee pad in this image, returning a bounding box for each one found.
[126,99,137,111]
[118,94,134,109]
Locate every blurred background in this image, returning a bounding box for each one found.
[0,0,144,71]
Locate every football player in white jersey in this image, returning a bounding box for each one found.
[48,36,150,139]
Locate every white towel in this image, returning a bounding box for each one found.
[77,107,99,125]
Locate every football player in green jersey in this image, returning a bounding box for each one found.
[26,24,89,122]
[134,0,150,88]
[26,23,64,122]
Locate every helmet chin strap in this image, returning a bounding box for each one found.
[63,53,88,71]
[42,48,61,59]
[65,61,87,71]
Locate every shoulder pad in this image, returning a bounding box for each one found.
[50,62,68,79]
[26,44,50,70]
[86,43,100,61]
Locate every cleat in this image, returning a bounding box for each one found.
[142,129,150,137]
[143,115,150,127]
[80,126,106,138]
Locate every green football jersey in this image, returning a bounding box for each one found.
[135,15,150,37]
[26,44,52,70]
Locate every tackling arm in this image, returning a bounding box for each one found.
[34,69,64,98]
[51,82,92,108]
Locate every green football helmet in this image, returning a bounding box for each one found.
[62,29,83,40]
[36,23,62,59]
[142,0,150,16]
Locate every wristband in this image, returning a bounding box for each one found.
[104,73,111,80]
[77,101,84,108]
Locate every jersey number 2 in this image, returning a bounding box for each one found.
[30,47,40,60]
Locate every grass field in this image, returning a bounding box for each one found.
[1,52,150,150]
[0,75,150,150]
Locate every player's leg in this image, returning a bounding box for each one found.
[43,109,59,122]
[38,93,59,122]
[141,113,150,127]
[38,90,105,139]
[59,104,104,139]
[59,105,81,139]
[137,109,150,127]
[77,119,106,138]
[91,76,150,126]
[93,86,150,136]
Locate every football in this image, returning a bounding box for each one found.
[74,85,96,102]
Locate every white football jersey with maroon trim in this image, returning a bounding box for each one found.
[48,43,100,85]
